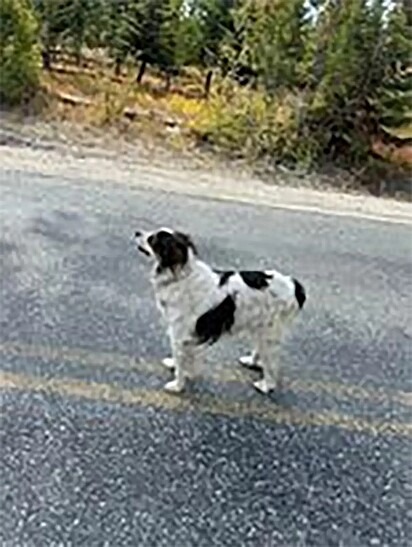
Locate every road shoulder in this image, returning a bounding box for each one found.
[0,130,411,225]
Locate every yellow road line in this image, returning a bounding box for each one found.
[1,341,411,407]
[1,370,411,438]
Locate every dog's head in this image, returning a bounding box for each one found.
[135,227,197,272]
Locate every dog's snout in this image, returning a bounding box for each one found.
[135,230,142,238]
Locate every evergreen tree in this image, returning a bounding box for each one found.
[189,0,238,95]
[99,0,130,75]
[376,4,412,137]
[34,0,103,66]
[0,0,41,104]
[108,0,184,85]
[34,0,67,69]
[223,0,309,92]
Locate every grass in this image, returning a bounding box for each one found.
[40,62,212,147]
[27,55,411,194]
[38,61,306,159]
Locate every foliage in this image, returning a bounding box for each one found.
[101,0,187,82]
[300,0,412,166]
[34,0,104,66]
[6,0,412,173]
[0,0,41,104]
[99,0,130,71]
[375,5,412,134]
[192,0,237,67]
[197,85,319,166]
[221,0,309,92]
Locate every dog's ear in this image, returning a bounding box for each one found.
[174,231,198,256]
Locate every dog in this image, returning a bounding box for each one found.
[135,227,306,395]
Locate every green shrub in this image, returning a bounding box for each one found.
[196,85,306,166]
[0,0,41,105]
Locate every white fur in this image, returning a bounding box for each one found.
[136,228,304,395]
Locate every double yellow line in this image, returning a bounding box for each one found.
[1,341,411,437]
[1,341,411,406]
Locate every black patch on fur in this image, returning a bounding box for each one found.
[239,271,273,290]
[293,278,306,309]
[195,295,236,345]
[215,270,234,287]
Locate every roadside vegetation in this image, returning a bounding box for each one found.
[1,0,411,196]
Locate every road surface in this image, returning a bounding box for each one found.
[1,167,411,546]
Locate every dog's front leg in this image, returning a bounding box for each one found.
[162,327,176,370]
[161,327,187,370]
[164,339,194,394]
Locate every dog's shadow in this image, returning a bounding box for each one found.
[165,365,299,409]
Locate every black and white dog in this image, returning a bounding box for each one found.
[135,227,306,395]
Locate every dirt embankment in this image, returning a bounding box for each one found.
[1,116,411,226]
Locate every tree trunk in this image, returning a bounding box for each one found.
[164,71,172,92]
[204,70,213,98]
[114,58,122,77]
[42,48,51,70]
[136,60,147,84]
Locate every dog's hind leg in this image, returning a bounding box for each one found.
[253,309,298,394]
[240,303,293,373]
[253,342,280,394]
[252,325,284,394]
[239,349,261,370]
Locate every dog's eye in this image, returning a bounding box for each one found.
[147,235,155,246]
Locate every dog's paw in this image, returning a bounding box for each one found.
[164,379,186,393]
[162,357,175,369]
[253,379,275,394]
[239,353,261,369]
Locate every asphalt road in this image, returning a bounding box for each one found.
[1,168,411,546]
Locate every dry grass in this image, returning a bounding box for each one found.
[36,57,412,177]
[39,62,212,150]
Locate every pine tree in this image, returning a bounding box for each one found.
[99,0,130,75]
[63,0,103,65]
[188,0,238,95]
[33,0,66,69]
[0,0,41,104]
[376,4,412,138]
[156,0,185,87]
[300,1,392,163]
[34,0,103,67]
[222,0,309,93]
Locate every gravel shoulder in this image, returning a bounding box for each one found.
[1,118,411,225]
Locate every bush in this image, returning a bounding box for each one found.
[192,82,322,167]
[0,0,41,105]
[196,1,411,174]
